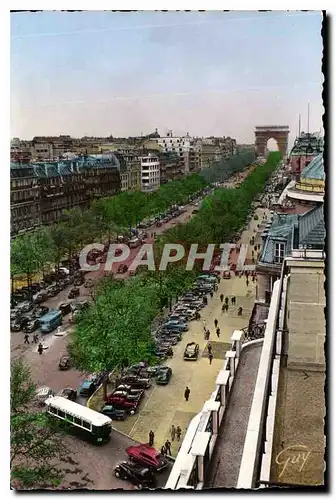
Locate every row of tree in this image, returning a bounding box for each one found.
[71,152,282,374]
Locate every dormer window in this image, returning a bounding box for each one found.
[274,242,285,264]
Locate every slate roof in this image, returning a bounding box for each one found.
[260,214,298,264]
[10,154,121,179]
[300,153,325,181]
[298,205,325,248]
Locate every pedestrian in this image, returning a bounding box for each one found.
[207,342,212,354]
[203,296,208,306]
[206,329,210,340]
[225,296,229,305]
[38,342,43,355]
[220,293,224,303]
[161,445,166,456]
[210,290,213,298]
[214,318,218,328]
[149,430,155,447]
[246,278,249,287]
[170,424,176,442]
[24,333,30,344]
[222,303,226,313]
[33,333,39,344]
[184,386,190,402]
[165,440,172,456]
[208,352,213,365]
[216,327,220,338]
[231,296,234,305]
[225,303,229,312]
[233,296,236,305]
[238,307,243,316]
[176,426,182,441]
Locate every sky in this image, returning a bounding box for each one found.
[10,11,324,145]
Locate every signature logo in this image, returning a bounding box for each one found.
[275,444,312,478]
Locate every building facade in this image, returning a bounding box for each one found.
[290,132,324,181]
[140,154,160,192]
[11,154,122,235]
[158,153,184,184]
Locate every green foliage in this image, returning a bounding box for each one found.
[200,150,257,184]
[10,359,71,490]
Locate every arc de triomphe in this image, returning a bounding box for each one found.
[255,125,290,157]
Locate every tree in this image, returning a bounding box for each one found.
[11,234,39,298]
[10,359,72,489]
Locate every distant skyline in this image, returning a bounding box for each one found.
[11,11,323,146]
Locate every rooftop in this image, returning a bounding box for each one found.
[300,153,325,181]
[297,205,325,248]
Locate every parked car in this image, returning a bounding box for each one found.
[114,385,145,400]
[79,375,99,397]
[74,275,85,286]
[156,366,172,385]
[116,375,151,390]
[18,300,34,313]
[35,386,54,406]
[32,306,49,318]
[58,354,71,371]
[140,366,161,378]
[23,318,40,333]
[184,342,200,361]
[59,302,72,316]
[126,444,168,471]
[106,393,140,414]
[163,320,188,331]
[114,461,156,489]
[10,308,22,321]
[58,387,77,401]
[68,287,80,299]
[100,405,127,421]
[33,291,48,304]
[110,389,142,402]
[10,317,26,332]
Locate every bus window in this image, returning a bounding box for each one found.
[65,414,73,423]
[74,417,82,426]
[50,406,57,414]
[58,410,65,418]
[82,420,91,430]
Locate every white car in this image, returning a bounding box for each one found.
[35,386,54,406]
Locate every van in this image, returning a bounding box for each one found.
[39,309,62,333]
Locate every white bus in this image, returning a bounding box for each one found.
[45,396,112,444]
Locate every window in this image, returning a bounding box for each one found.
[74,417,82,426]
[274,242,285,264]
[58,410,65,418]
[82,420,91,430]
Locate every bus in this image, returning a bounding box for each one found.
[45,396,112,444]
[39,309,62,333]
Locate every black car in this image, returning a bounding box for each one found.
[10,317,26,332]
[59,387,77,401]
[59,302,72,316]
[19,300,34,313]
[59,354,71,370]
[68,287,80,299]
[184,342,200,361]
[114,462,156,489]
[116,375,151,389]
[156,366,172,385]
[23,318,40,333]
[32,306,49,318]
[100,404,126,421]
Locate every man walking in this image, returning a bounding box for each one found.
[205,329,210,340]
[38,342,43,355]
[176,426,182,441]
[214,318,218,328]
[33,333,39,344]
[208,352,213,365]
[225,296,229,306]
[170,424,176,442]
[184,386,190,402]
[221,303,226,313]
[220,293,224,303]
[149,430,155,447]
[207,342,212,355]
[24,333,30,344]
[161,445,166,456]
[216,327,221,338]
[165,440,172,456]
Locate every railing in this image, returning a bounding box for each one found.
[164,328,265,490]
[237,276,283,489]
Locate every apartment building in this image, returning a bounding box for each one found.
[10,154,122,235]
[140,154,160,192]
